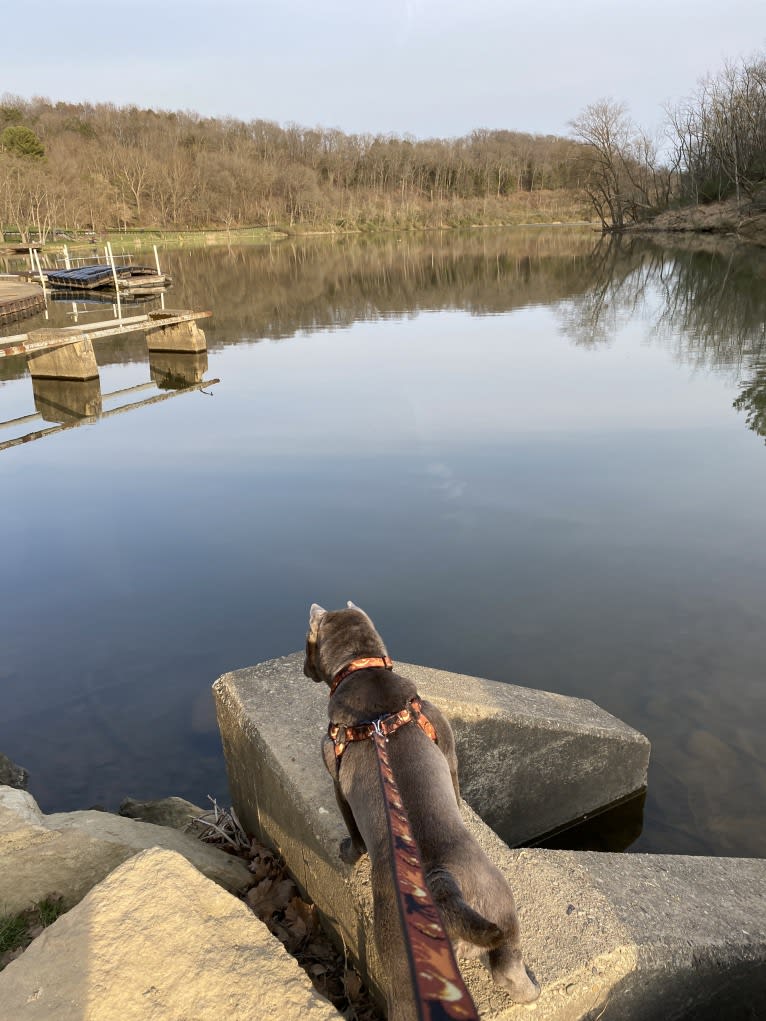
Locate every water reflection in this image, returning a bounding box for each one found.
[734,364,766,442]
[33,378,102,422]
[1,228,765,859]
[4,229,765,396]
[559,235,766,364]
[149,351,209,390]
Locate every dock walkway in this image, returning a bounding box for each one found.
[0,309,212,360]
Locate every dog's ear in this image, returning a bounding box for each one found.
[304,603,327,683]
[308,603,327,644]
[347,600,373,623]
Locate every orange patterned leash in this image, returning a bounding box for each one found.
[371,723,480,1021]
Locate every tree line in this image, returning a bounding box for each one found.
[0,98,588,238]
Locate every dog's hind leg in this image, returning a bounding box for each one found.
[451,859,540,1003]
[427,867,503,948]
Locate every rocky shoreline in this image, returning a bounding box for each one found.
[0,754,374,1020]
[4,640,766,1021]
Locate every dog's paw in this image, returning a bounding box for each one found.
[339,837,365,866]
[491,947,540,1004]
[494,966,540,1004]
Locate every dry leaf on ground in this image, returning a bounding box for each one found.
[244,877,297,919]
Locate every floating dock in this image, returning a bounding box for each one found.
[0,278,46,322]
[40,264,171,292]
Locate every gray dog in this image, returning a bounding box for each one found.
[304,602,540,1019]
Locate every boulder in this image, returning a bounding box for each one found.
[0,753,28,791]
[119,796,206,830]
[0,786,251,916]
[0,848,341,1021]
[0,787,44,830]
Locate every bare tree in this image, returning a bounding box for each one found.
[570,100,637,229]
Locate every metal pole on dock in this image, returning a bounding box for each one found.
[105,242,122,323]
[153,245,162,277]
[31,248,45,290]
[31,248,49,320]
[61,245,79,322]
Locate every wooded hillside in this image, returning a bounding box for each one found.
[0,97,588,238]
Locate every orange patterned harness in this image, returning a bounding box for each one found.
[328,656,438,764]
[328,695,438,762]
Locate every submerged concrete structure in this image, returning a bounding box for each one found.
[214,652,766,1021]
[149,350,209,389]
[32,377,102,422]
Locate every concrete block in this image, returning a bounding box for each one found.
[213,655,766,1021]
[215,652,648,849]
[26,337,99,380]
[0,848,341,1021]
[145,320,206,352]
[390,661,649,846]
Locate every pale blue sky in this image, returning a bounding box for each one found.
[3,0,764,139]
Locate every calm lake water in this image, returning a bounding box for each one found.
[2,228,765,858]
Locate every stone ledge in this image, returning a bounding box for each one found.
[0,848,341,1021]
[213,654,766,1020]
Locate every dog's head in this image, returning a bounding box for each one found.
[304,601,388,686]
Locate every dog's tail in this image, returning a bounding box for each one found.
[427,868,504,949]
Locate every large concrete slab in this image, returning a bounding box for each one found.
[392,660,649,845]
[214,655,766,1021]
[216,652,649,848]
[0,848,341,1021]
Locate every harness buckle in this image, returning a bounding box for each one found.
[372,717,386,740]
